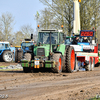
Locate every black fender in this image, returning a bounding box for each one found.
[53,51,62,55]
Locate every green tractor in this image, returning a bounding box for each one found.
[21,29,75,73]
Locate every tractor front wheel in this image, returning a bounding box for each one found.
[24,53,31,61]
[52,53,62,73]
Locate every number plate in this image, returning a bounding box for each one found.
[35,60,39,65]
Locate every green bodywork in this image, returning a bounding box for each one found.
[98,44,100,62]
[21,29,66,69]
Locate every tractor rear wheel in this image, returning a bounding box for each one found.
[17,50,23,62]
[66,46,75,73]
[15,50,23,62]
[62,46,69,72]
[85,59,92,71]
[15,50,18,62]
[2,51,14,62]
[52,53,62,73]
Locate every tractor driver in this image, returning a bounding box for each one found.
[46,35,55,44]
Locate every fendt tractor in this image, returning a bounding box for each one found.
[21,29,75,73]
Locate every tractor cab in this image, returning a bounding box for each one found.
[0,42,10,50]
[21,40,34,53]
[36,29,65,59]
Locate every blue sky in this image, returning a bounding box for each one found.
[0,0,46,32]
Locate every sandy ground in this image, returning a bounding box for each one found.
[0,62,100,100]
[0,62,18,67]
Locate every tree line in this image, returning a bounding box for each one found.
[0,12,35,46]
[0,0,100,45]
[39,0,100,37]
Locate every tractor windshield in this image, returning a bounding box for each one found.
[0,43,9,50]
[21,42,33,50]
[65,38,71,45]
[0,43,5,50]
[38,32,58,44]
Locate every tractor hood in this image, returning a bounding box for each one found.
[36,45,50,57]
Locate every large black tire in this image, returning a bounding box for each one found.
[15,50,23,62]
[2,51,14,62]
[62,46,69,72]
[23,67,31,73]
[17,50,23,62]
[24,53,31,61]
[15,50,18,62]
[85,59,92,71]
[52,53,63,73]
[66,46,75,73]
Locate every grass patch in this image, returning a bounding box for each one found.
[0,69,22,71]
[0,66,7,67]
[89,96,100,100]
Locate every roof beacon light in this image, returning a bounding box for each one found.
[37,25,40,28]
[78,0,81,2]
[61,25,63,29]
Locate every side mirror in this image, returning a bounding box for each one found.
[31,34,33,39]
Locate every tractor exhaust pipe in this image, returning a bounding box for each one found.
[48,32,52,60]
[31,34,33,40]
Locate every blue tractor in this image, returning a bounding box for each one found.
[15,34,34,62]
[0,42,15,62]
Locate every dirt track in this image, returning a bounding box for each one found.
[0,63,100,100]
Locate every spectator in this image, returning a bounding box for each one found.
[72,36,79,45]
[10,44,13,47]
[82,37,88,42]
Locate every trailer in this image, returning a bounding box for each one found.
[65,30,99,71]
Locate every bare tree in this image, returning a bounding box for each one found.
[21,24,34,38]
[13,31,24,45]
[39,0,73,35]
[39,0,100,36]
[0,12,14,41]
